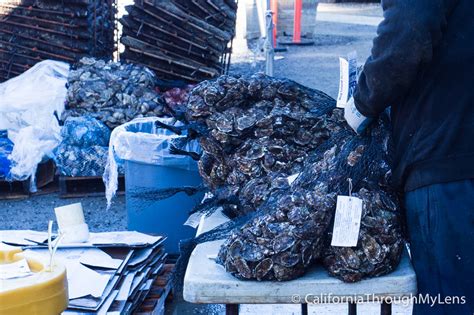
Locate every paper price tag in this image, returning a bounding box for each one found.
[331,195,363,247]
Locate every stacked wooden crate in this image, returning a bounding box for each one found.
[0,0,116,82]
[120,0,237,83]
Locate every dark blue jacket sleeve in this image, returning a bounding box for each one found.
[354,0,454,118]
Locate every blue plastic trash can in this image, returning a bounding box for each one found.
[110,118,203,255]
[125,161,204,254]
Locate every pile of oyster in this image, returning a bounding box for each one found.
[186,75,404,283]
[186,74,340,216]
[62,57,168,129]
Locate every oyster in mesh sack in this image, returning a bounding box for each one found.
[174,75,403,283]
[323,189,403,283]
[198,102,403,282]
[54,116,124,177]
[186,73,341,217]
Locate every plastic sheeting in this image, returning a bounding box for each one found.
[0,60,69,189]
[104,117,201,208]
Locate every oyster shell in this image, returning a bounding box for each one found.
[184,74,403,284]
[63,57,168,129]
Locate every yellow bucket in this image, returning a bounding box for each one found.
[0,245,68,315]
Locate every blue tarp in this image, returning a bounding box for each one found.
[0,130,13,179]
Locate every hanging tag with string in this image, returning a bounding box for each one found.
[331,178,363,247]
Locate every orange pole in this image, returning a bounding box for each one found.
[270,0,278,48]
[293,0,302,43]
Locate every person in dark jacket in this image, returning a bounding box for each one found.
[344,0,474,314]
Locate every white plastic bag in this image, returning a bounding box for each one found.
[0,60,69,188]
[103,117,201,208]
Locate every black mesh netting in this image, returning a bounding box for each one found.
[168,74,404,284]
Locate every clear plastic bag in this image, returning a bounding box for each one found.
[0,60,69,187]
[104,117,201,208]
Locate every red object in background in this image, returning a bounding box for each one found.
[293,0,302,43]
[270,0,278,47]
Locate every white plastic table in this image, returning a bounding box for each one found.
[184,210,417,315]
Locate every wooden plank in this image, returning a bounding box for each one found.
[135,263,175,315]
[0,160,55,200]
[59,175,125,198]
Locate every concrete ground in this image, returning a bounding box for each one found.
[1,3,414,315]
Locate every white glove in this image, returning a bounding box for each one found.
[344,97,371,134]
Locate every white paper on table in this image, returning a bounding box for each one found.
[67,262,111,299]
[0,258,32,280]
[89,231,160,246]
[23,248,112,299]
[116,272,136,301]
[38,231,161,249]
[0,230,48,246]
[129,247,155,267]
[130,272,147,293]
[29,247,121,269]
[96,289,119,315]
[79,250,122,269]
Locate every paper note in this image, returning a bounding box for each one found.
[184,212,202,228]
[0,258,32,280]
[331,196,363,247]
[287,173,300,186]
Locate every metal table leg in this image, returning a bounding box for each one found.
[226,304,239,315]
[301,303,308,315]
[381,301,392,315]
[348,302,357,315]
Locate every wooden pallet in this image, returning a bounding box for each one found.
[135,264,175,315]
[0,160,56,200]
[59,175,125,198]
[0,180,29,200]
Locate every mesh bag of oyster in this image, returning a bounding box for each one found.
[174,74,405,284]
[54,116,125,177]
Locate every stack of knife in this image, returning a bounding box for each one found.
[120,0,237,83]
[0,0,116,82]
